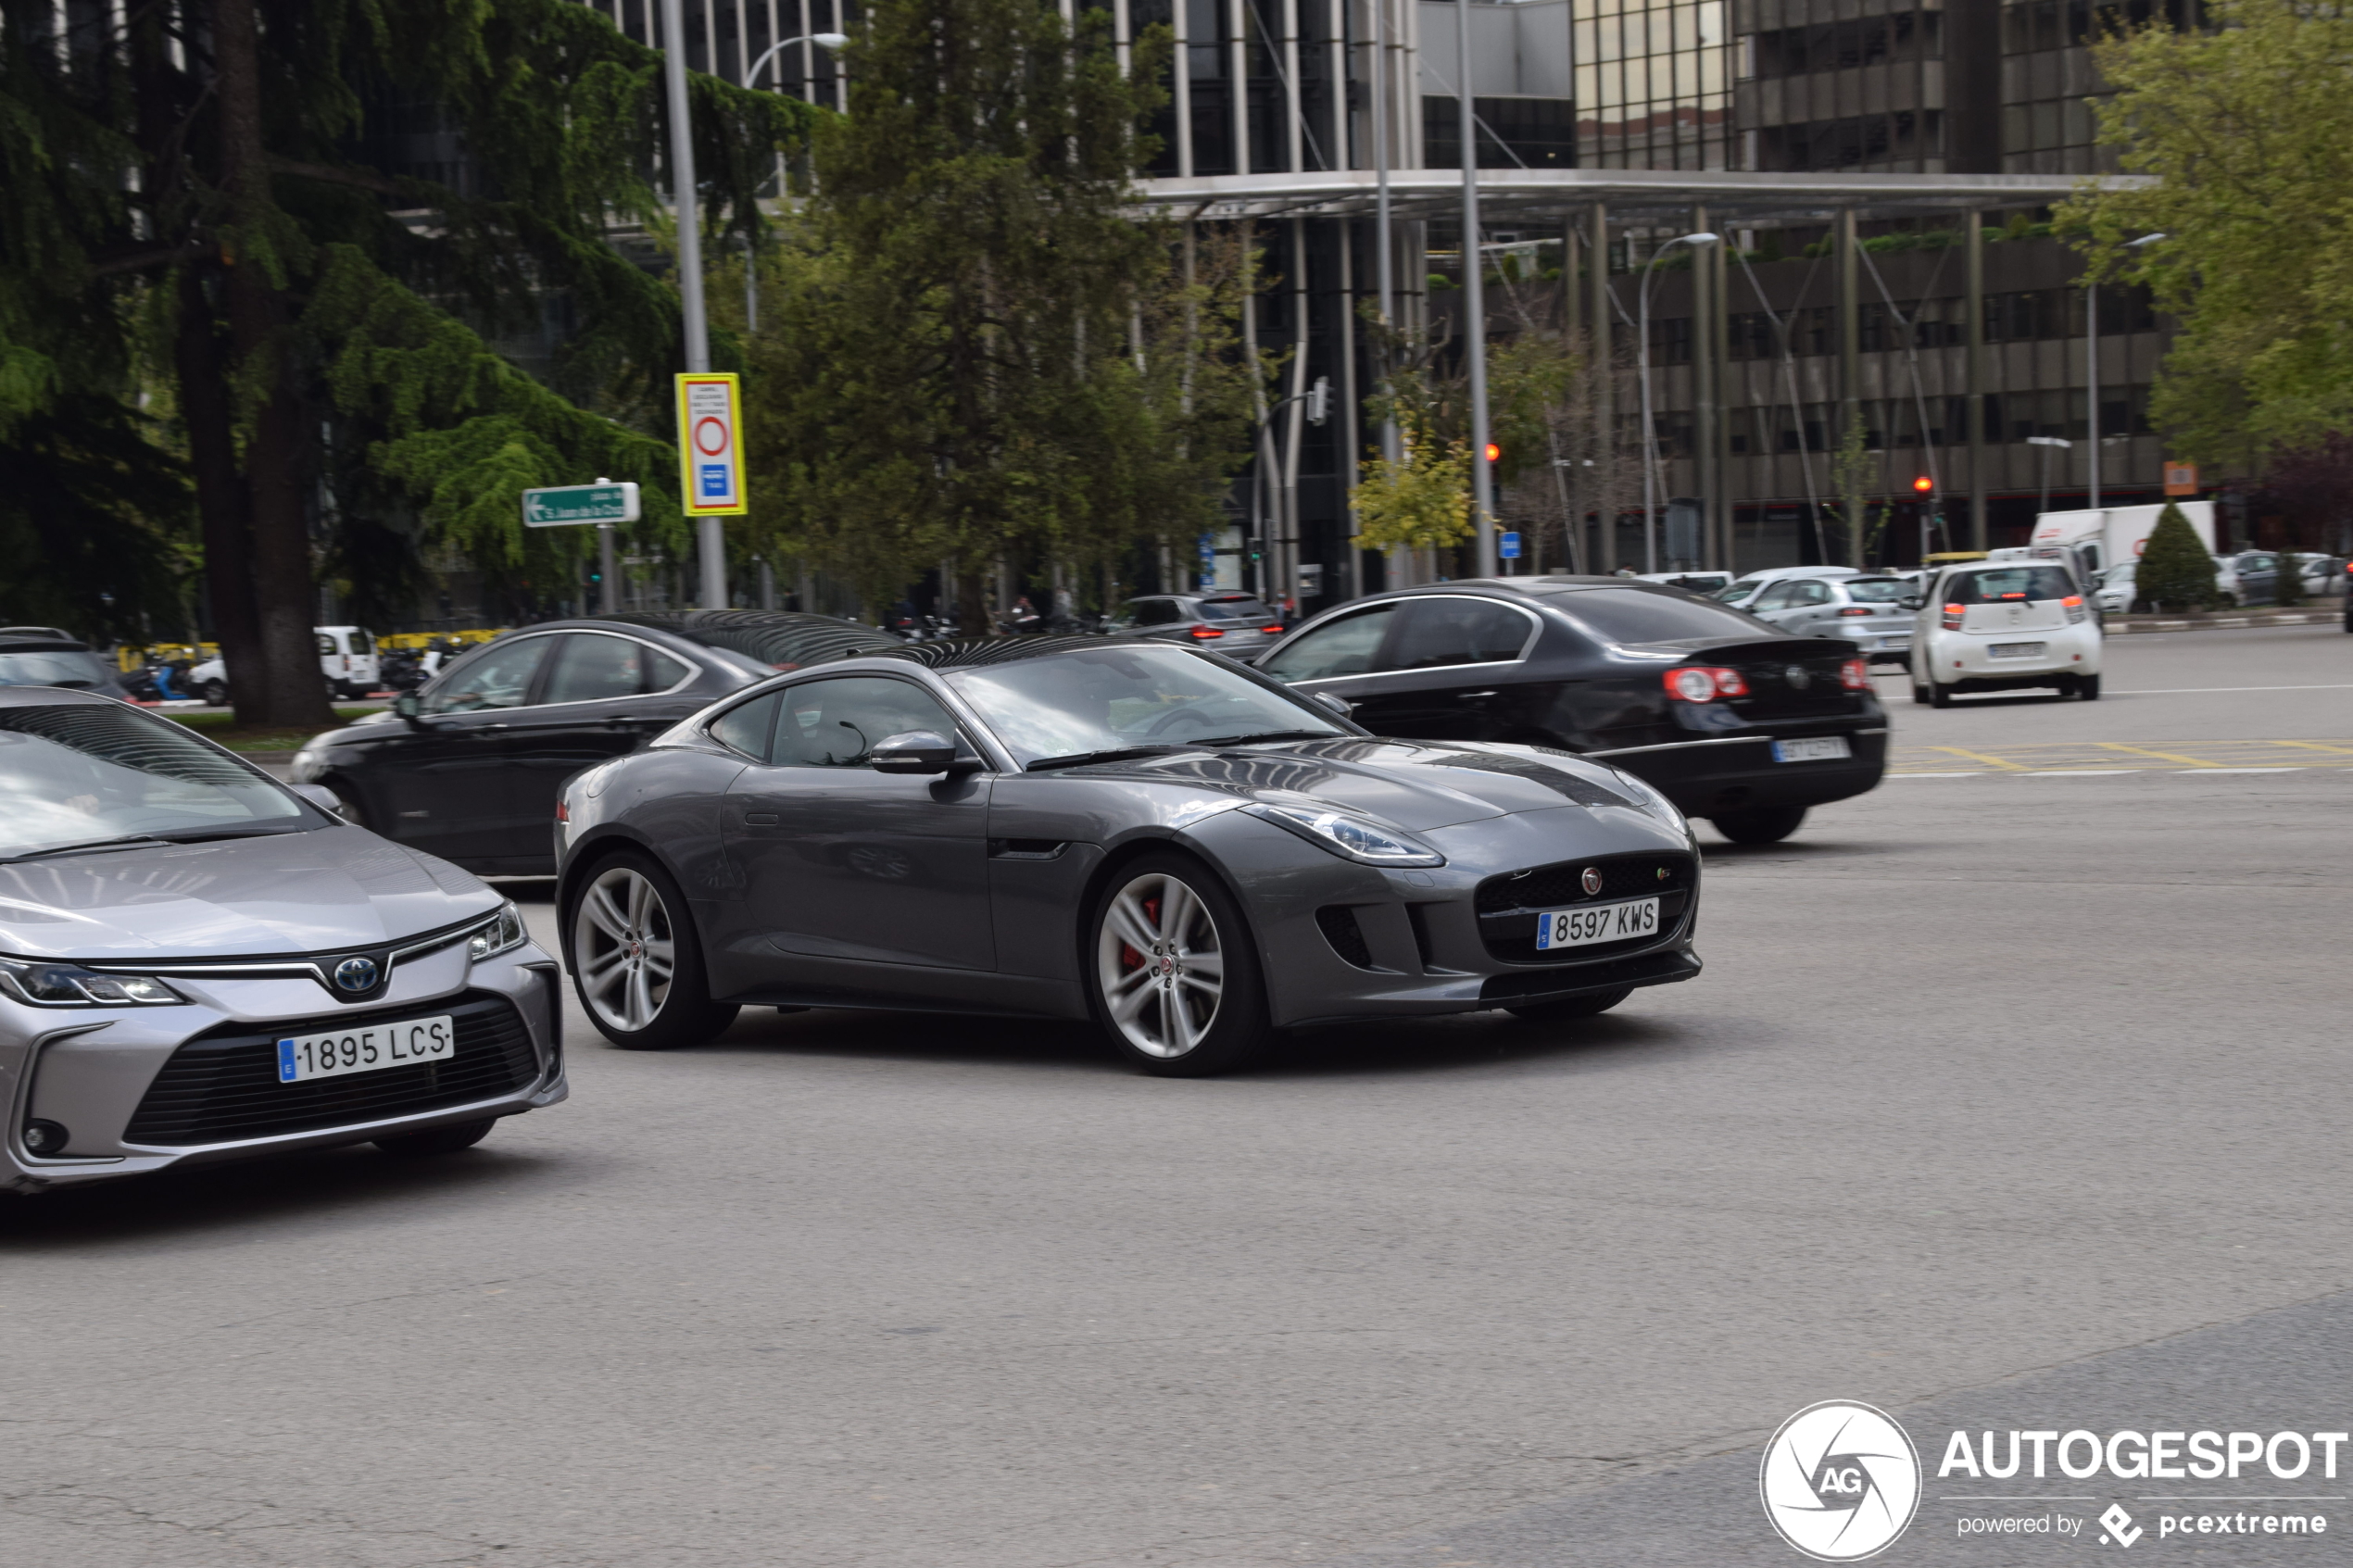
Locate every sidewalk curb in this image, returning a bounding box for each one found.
[2108,610,2340,634]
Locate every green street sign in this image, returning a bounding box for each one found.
[522,482,640,527]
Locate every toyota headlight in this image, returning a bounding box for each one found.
[1242,803,1446,868]
[0,956,182,1007]
[467,901,528,962]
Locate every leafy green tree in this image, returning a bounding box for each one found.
[0,0,810,722]
[2135,501,2218,612]
[738,0,1258,624]
[2065,0,2353,469]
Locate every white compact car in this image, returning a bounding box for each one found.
[1908,561,2102,706]
[1743,574,1918,664]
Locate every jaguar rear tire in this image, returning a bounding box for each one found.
[566,852,738,1049]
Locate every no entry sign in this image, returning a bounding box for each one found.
[675,372,748,516]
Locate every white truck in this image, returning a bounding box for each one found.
[2020,502,2218,578]
[187,626,383,704]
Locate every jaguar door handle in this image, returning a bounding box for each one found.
[743,812,780,826]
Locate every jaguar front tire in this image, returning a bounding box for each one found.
[1087,854,1271,1076]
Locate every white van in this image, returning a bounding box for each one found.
[187,626,382,704]
[2025,503,2218,578]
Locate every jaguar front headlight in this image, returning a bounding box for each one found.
[467,901,529,962]
[0,956,183,1007]
[1242,803,1446,868]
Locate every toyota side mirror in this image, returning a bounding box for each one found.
[871,730,963,775]
[289,782,344,814]
[1899,595,1924,610]
[393,693,423,725]
[1313,691,1353,717]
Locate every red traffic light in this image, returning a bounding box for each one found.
[1912,475,1934,494]
[1484,442,1502,464]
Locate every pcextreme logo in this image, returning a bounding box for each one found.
[1762,1400,1923,1562]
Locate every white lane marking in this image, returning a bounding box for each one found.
[1890,771,1983,777]
[2025,769,2141,774]
[2109,684,2353,695]
[2180,767,2305,773]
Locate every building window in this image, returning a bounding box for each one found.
[1572,0,1733,170]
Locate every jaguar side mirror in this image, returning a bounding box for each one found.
[871,729,962,775]
[1313,691,1353,717]
[1898,596,1924,611]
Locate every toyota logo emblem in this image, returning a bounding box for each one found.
[1580,867,1604,897]
[333,957,380,993]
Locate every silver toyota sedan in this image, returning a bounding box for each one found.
[0,689,564,1193]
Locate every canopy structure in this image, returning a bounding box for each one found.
[1133,168,2152,227]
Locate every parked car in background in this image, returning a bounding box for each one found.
[0,688,564,1190]
[2091,559,2137,615]
[2292,553,2347,597]
[1110,593,1288,658]
[2211,552,2279,608]
[555,637,1705,1074]
[189,625,384,704]
[1710,565,1863,608]
[1907,561,2101,706]
[1742,575,1918,664]
[291,611,900,875]
[1633,571,1733,595]
[0,629,134,701]
[1253,577,1884,845]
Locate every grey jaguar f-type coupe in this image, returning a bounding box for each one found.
[555,637,1704,1075]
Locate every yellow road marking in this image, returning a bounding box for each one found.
[1922,745,2032,771]
[2272,739,2353,758]
[2093,742,2231,767]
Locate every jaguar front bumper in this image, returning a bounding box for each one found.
[0,944,565,1193]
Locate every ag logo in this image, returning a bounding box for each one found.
[1760,1400,1920,1562]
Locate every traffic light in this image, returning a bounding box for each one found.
[1912,475,1933,495]
[1305,376,1331,425]
[1484,442,1502,464]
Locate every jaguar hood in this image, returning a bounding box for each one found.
[0,826,500,960]
[1064,738,1643,831]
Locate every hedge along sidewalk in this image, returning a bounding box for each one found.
[161,709,378,753]
[2106,608,2342,633]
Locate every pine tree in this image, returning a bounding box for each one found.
[0,1,811,722]
[737,0,1257,623]
[2135,501,2218,612]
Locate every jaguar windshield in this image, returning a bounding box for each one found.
[942,645,1349,767]
[0,702,308,855]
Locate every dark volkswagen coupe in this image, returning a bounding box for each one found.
[554,637,1705,1075]
[1253,579,1887,844]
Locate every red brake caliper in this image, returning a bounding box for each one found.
[1120,896,1161,976]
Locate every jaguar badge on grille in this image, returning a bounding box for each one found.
[1784,664,1813,689]
[333,957,381,993]
[1580,866,1604,896]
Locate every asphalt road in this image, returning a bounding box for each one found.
[4,624,2347,1568]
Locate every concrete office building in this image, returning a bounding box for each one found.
[574,0,2166,608]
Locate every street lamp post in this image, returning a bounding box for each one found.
[744,31,849,89]
[655,0,728,610]
[2026,434,2071,515]
[1637,231,1719,573]
[1456,0,1496,578]
[2087,231,2166,514]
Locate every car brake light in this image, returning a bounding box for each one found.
[1664,666,1749,702]
[2063,594,2087,624]
[1941,603,1965,629]
[1839,659,1869,690]
[1666,668,1718,702]
[1836,606,1872,616]
[1261,624,1285,634]
[554,799,569,823]
[1188,624,1225,639]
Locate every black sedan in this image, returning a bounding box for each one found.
[291,611,898,874]
[554,637,1705,1075]
[1253,579,1885,844]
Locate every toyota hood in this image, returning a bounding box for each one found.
[1067,737,1646,831]
[0,826,502,960]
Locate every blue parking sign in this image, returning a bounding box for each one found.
[1500,531,1522,559]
